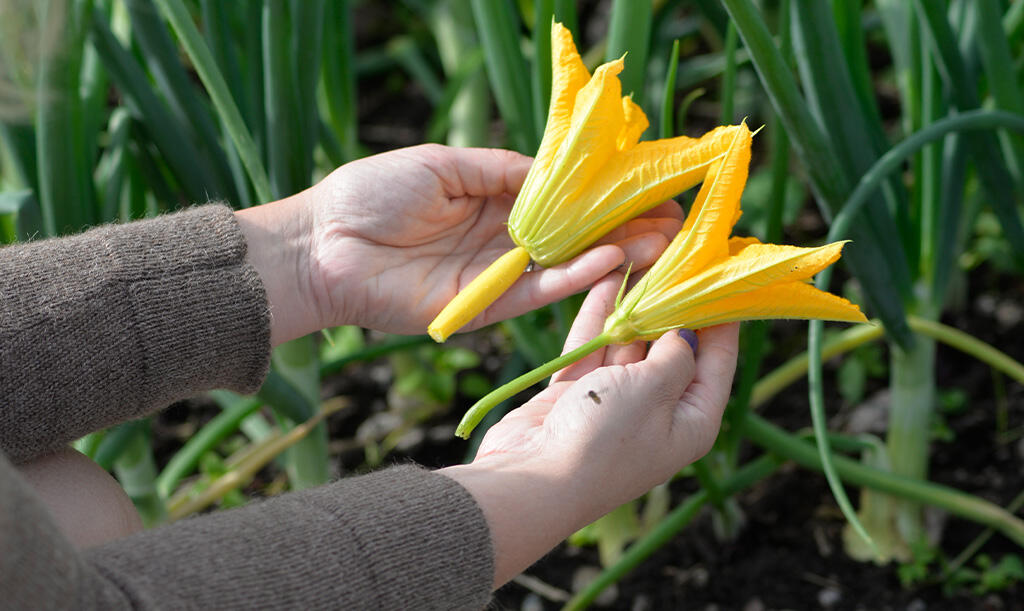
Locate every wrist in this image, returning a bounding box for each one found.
[439,453,605,588]
[234,193,320,346]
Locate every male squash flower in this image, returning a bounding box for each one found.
[427,22,739,342]
[455,123,868,438]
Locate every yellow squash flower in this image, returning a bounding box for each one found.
[455,122,867,438]
[602,122,867,343]
[428,22,739,342]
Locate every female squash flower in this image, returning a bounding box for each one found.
[428,22,740,342]
[456,123,867,438]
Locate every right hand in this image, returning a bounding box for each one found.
[442,272,740,587]
[474,271,740,505]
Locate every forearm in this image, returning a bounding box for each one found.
[0,206,271,463]
[1,454,494,609]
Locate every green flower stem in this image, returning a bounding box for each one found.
[739,413,1024,549]
[459,309,1024,441]
[456,332,614,438]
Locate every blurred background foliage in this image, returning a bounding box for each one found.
[3,0,1024,607]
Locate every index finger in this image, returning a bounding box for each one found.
[638,199,685,222]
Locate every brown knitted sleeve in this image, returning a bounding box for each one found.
[0,205,496,608]
[0,454,494,609]
[0,205,271,463]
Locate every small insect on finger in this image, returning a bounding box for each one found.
[587,390,601,404]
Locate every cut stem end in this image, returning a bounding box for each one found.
[427,246,531,342]
[456,332,614,438]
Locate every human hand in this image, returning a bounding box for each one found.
[441,272,739,586]
[237,144,684,344]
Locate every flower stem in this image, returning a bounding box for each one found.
[428,246,531,342]
[456,332,614,438]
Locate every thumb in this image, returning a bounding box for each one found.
[640,329,699,402]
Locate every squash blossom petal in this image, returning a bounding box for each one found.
[602,122,867,343]
[454,122,868,439]
[427,22,737,342]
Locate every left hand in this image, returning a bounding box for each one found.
[237,144,683,344]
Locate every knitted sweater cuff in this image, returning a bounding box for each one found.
[108,205,271,400]
[0,205,271,462]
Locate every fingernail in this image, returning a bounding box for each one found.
[678,328,698,354]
